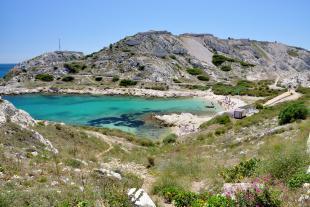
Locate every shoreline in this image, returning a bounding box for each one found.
[0,86,248,136]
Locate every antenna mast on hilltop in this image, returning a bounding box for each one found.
[58,38,61,51]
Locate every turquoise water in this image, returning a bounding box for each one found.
[0,64,15,77]
[3,94,221,138]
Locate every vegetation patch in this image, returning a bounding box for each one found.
[212,54,235,66]
[112,76,119,82]
[287,49,299,57]
[220,65,232,71]
[186,67,203,75]
[197,75,209,81]
[278,102,308,125]
[220,158,260,182]
[61,76,74,82]
[162,133,177,144]
[173,78,182,83]
[200,114,231,129]
[95,77,102,81]
[64,62,87,73]
[35,74,54,82]
[212,80,283,96]
[119,79,137,87]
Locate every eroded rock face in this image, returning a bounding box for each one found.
[0,98,58,154]
[128,188,156,207]
[0,99,36,127]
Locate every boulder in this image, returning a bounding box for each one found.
[128,188,156,207]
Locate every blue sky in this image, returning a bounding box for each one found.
[1,0,309,63]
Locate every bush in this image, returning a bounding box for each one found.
[95,77,102,81]
[221,158,260,182]
[220,65,232,71]
[200,114,231,129]
[35,74,54,82]
[112,76,119,82]
[288,171,310,188]
[234,184,281,207]
[206,195,235,207]
[173,79,182,83]
[278,102,308,125]
[186,67,203,75]
[62,76,74,82]
[263,147,308,182]
[174,191,199,207]
[119,79,137,87]
[163,134,177,144]
[197,75,209,81]
[170,55,177,59]
[64,62,86,73]
[240,61,255,67]
[212,54,235,66]
[65,159,82,168]
[147,157,155,168]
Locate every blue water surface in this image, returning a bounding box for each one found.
[4,94,221,138]
[0,64,15,77]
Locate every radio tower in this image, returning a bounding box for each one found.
[58,38,61,51]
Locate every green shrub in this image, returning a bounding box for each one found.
[287,49,299,57]
[288,171,310,188]
[35,74,54,82]
[163,133,177,144]
[64,62,86,73]
[170,55,177,59]
[95,77,102,81]
[65,159,82,168]
[212,54,235,66]
[174,191,199,207]
[197,75,209,81]
[112,76,119,82]
[206,195,235,207]
[263,147,308,182]
[278,102,308,125]
[200,114,231,129]
[119,79,137,87]
[185,85,209,91]
[62,76,74,82]
[221,158,260,182]
[240,61,255,67]
[173,79,182,83]
[147,157,155,168]
[255,103,264,110]
[186,67,203,75]
[220,65,232,71]
[138,65,145,70]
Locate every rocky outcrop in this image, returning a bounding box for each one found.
[128,188,156,207]
[0,97,58,153]
[94,168,122,180]
[0,98,36,127]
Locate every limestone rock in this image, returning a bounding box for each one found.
[94,168,122,180]
[128,188,156,207]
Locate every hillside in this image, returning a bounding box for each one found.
[0,87,309,207]
[2,31,310,91]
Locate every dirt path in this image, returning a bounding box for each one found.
[85,130,139,156]
[264,90,302,106]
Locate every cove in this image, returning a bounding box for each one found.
[3,94,221,138]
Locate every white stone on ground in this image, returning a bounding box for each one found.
[128,188,156,207]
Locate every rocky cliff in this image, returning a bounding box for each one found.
[3,31,310,88]
[0,97,58,153]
